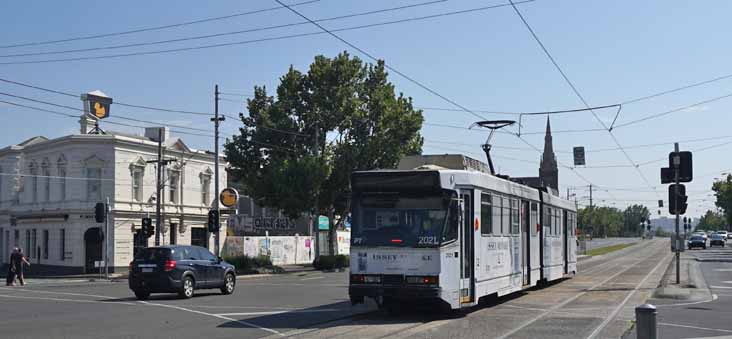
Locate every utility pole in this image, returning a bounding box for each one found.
[211,85,225,255]
[589,184,593,238]
[105,196,110,280]
[313,124,320,260]
[674,142,681,284]
[155,128,163,246]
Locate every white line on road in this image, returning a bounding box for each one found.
[215,309,341,316]
[301,276,324,281]
[655,294,718,308]
[714,268,732,271]
[0,293,137,305]
[659,322,732,334]
[710,285,732,289]
[0,286,121,300]
[587,248,670,339]
[496,242,664,339]
[139,301,283,336]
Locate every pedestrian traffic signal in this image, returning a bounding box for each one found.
[669,151,693,182]
[208,210,220,233]
[668,184,687,215]
[95,202,106,223]
[141,217,154,238]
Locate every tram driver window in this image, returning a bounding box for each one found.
[480,193,492,235]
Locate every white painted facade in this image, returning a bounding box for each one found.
[0,118,226,273]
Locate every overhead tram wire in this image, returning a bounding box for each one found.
[0,0,449,59]
[507,0,660,199]
[0,99,213,137]
[0,0,536,66]
[0,0,322,49]
[0,77,213,116]
[0,91,212,133]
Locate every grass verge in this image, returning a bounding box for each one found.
[586,242,636,256]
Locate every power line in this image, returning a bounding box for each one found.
[0,92,212,133]
[0,0,322,49]
[507,0,660,199]
[0,99,213,137]
[613,90,732,130]
[0,0,447,59]
[0,0,535,66]
[0,77,212,116]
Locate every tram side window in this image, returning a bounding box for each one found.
[555,210,562,236]
[492,195,502,235]
[510,199,519,234]
[480,193,492,235]
[530,203,538,236]
[544,207,552,236]
[502,197,510,235]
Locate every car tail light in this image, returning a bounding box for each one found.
[350,274,365,284]
[406,276,439,285]
[164,260,177,272]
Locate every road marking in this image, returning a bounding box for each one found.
[0,293,137,305]
[215,309,341,316]
[655,294,718,308]
[722,281,732,284]
[0,286,120,300]
[587,249,670,339]
[710,285,732,289]
[301,276,324,281]
[495,241,665,339]
[714,268,732,272]
[139,301,283,336]
[659,322,732,334]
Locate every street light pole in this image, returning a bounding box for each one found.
[211,85,225,255]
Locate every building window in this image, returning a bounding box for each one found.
[168,170,179,204]
[42,165,51,202]
[58,156,67,201]
[0,166,3,204]
[86,167,102,201]
[31,229,37,259]
[60,229,65,260]
[201,175,211,206]
[132,169,143,202]
[480,193,492,235]
[43,230,49,259]
[25,230,31,257]
[29,162,38,203]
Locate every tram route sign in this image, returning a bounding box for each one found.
[573,146,586,166]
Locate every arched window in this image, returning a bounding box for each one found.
[41,158,50,202]
[84,155,104,201]
[129,157,146,202]
[199,168,213,206]
[168,164,182,204]
[28,161,38,203]
[57,155,67,201]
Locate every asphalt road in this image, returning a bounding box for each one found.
[584,237,640,251]
[1,239,668,339]
[652,242,732,339]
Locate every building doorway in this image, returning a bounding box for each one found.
[84,228,103,273]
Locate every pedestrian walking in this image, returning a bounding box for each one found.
[5,247,18,286]
[10,247,30,286]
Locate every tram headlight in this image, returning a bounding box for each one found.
[406,276,439,285]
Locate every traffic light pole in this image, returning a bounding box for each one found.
[105,196,110,280]
[674,142,680,285]
[211,85,225,255]
[155,128,163,247]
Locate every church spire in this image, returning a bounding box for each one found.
[539,116,559,190]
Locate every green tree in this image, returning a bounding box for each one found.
[712,174,732,231]
[225,52,424,255]
[623,204,650,237]
[578,206,625,238]
[696,209,725,231]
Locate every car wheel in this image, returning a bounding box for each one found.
[134,289,150,300]
[221,273,235,295]
[179,276,195,299]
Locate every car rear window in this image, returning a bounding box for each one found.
[134,248,171,261]
[690,236,703,241]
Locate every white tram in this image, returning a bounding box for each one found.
[348,168,577,310]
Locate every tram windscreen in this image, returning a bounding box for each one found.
[351,193,456,247]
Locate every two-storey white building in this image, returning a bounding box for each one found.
[0,114,226,274]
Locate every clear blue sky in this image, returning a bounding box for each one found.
[2,0,731,218]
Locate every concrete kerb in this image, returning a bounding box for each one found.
[652,253,713,302]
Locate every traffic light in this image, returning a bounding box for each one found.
[141,217,154,238]
[208,210,220,233]
[94,202,106,223]
[668,184,688,215]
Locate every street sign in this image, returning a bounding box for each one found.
[94,260,105,268]
[219,188,239,208]
[318,216,329,230]
[573,146,586,166]
[81,91,112,119]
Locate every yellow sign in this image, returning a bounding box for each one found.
[220,188,239,208]
[94,102,107,118]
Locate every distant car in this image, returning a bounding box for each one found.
[710,234,726,247]
[128,245,236,300]
[716,231,729,239]
[688,236,706,250]
[693,232,708,240]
